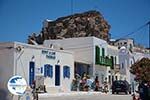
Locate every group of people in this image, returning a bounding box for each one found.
[71,73,104,92]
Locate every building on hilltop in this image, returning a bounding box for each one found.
[110,38,149,54]
[114,38,134,52]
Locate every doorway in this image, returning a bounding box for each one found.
[55,65,60,86]
[29,61,35,86]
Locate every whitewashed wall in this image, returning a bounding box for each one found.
[0,42,15,100]
[93,37,108,78]
[44,37,95,76]
[107,45,119,64]
[44,37,94,64]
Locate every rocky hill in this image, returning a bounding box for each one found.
[28,10,111,44]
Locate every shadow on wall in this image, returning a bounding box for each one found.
[0,88,10,100]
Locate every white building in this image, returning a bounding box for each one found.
[0,42,74,99]
[107,45,120,83]
[114,38,134,51]
[112,38,149,81]
[119,46,134,83]
[44,36,116,85]
[119,46,150,92]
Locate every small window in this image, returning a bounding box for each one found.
[124,42,127,45]
[63,66,70,78]
[44,64,53,78]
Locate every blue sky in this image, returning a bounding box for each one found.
[0,0,150,47]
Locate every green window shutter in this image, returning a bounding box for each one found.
[95,46,100,64]
[110,56,114,69]
[102,48,105,57]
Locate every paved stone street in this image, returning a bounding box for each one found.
[39,93,132,100]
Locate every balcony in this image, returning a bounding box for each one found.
[95,45,113,67]
[96,56,113,67]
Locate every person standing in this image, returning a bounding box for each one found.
[31,80,38,100]
[71,79,78,91]
[94,76,100,91]
[138,81,148,100]
[103,77,108,93]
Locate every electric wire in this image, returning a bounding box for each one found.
[119,23,148,39]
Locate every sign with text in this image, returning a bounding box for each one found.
[42,50,56,59]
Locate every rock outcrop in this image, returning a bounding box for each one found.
[28,10,111,44]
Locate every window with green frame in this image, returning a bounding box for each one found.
[95,46,100,64]
[102,48,105,57]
